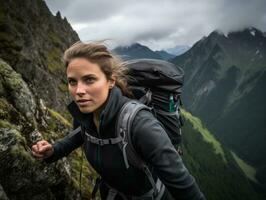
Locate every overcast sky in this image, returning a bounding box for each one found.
[44,0,266,50]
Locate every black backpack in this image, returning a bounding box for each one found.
[113,59,184,198]
[123,59,184,142]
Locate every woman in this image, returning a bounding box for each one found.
[31,41,205,200]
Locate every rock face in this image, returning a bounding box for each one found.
[0,59,88,199]
[0,1,94,199]
[0,0,79,112]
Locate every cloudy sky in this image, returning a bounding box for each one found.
[45,0,266,50]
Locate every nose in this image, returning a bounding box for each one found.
[76,82,86,95]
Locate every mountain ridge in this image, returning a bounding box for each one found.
[172,27,266,196]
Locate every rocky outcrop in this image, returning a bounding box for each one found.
[0,59,37,129]
[0,0,79,113]
[0,59,93,199]
[0,0,95,199]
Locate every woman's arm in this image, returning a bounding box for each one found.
[44,126,84,163]
[131,110,205,200]
[32,122,84,163]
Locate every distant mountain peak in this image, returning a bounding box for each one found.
[165,45,190,56]
[113,43,163,60]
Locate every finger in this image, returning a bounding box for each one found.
[31,145,38,152]
[38,144,52,153]
[39,140,48,146]
[37,140,47,150]
[31,151,45,158]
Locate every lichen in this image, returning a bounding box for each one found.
[0,59,23,91]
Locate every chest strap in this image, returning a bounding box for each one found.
[84,131,123,146]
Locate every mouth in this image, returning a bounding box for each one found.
[76,99,92,106]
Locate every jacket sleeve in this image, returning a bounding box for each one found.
[131,110,205,200]
[44,122,84,163]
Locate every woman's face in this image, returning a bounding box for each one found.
[67,57,114,113]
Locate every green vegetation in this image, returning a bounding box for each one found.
[231,151,258,183]
[181,109,226,162]
[0,59,23,91]
[0,98,10,119]
[181,109,259,200]
[58,82,68,93]
[69,150,97,199]
[47,107,71,128]
[46,47,64,74]
[0,119,17,129]
[48,31,62,47]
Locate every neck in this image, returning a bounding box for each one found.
[93,106,104,133]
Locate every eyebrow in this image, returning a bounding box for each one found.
[67,74,97,80]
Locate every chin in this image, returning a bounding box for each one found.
[78,106,94,113]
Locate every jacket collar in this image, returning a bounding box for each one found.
[67,86,127,136]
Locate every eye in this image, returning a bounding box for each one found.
[84,77,96,84]
[68,79,77,86]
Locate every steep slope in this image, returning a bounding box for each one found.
[0,0,79,113]
[172,28,266,192]
[113,43,163,60]
[181,109,259,200]
[0,1,95,199]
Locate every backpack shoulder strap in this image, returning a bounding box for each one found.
[116,100,160,197]
[116,100,150,169]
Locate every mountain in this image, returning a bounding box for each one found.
[0,0,95,199]
[113,43,163,60]
[165,45,190,56]
[172,27,266,194]
[0,0,264,199]
[181,109,259,200]
[154,50,175,60]
[0,0,79,113]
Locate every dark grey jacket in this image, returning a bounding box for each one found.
[45,86,205,200]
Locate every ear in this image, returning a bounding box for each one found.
[109,75,116,89]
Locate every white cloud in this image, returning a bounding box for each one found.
[45,0,266,50]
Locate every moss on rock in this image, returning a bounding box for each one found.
[58,82,68,93]
[47,107,71,128]
[0,59,23,91]
[46,47,64,74]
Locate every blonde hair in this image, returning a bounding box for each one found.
[63,41,132,97]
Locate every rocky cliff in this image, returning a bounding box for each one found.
[0,0,96,199]
[0,0,79,113]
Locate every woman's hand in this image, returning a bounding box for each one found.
[31,140,54,160]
